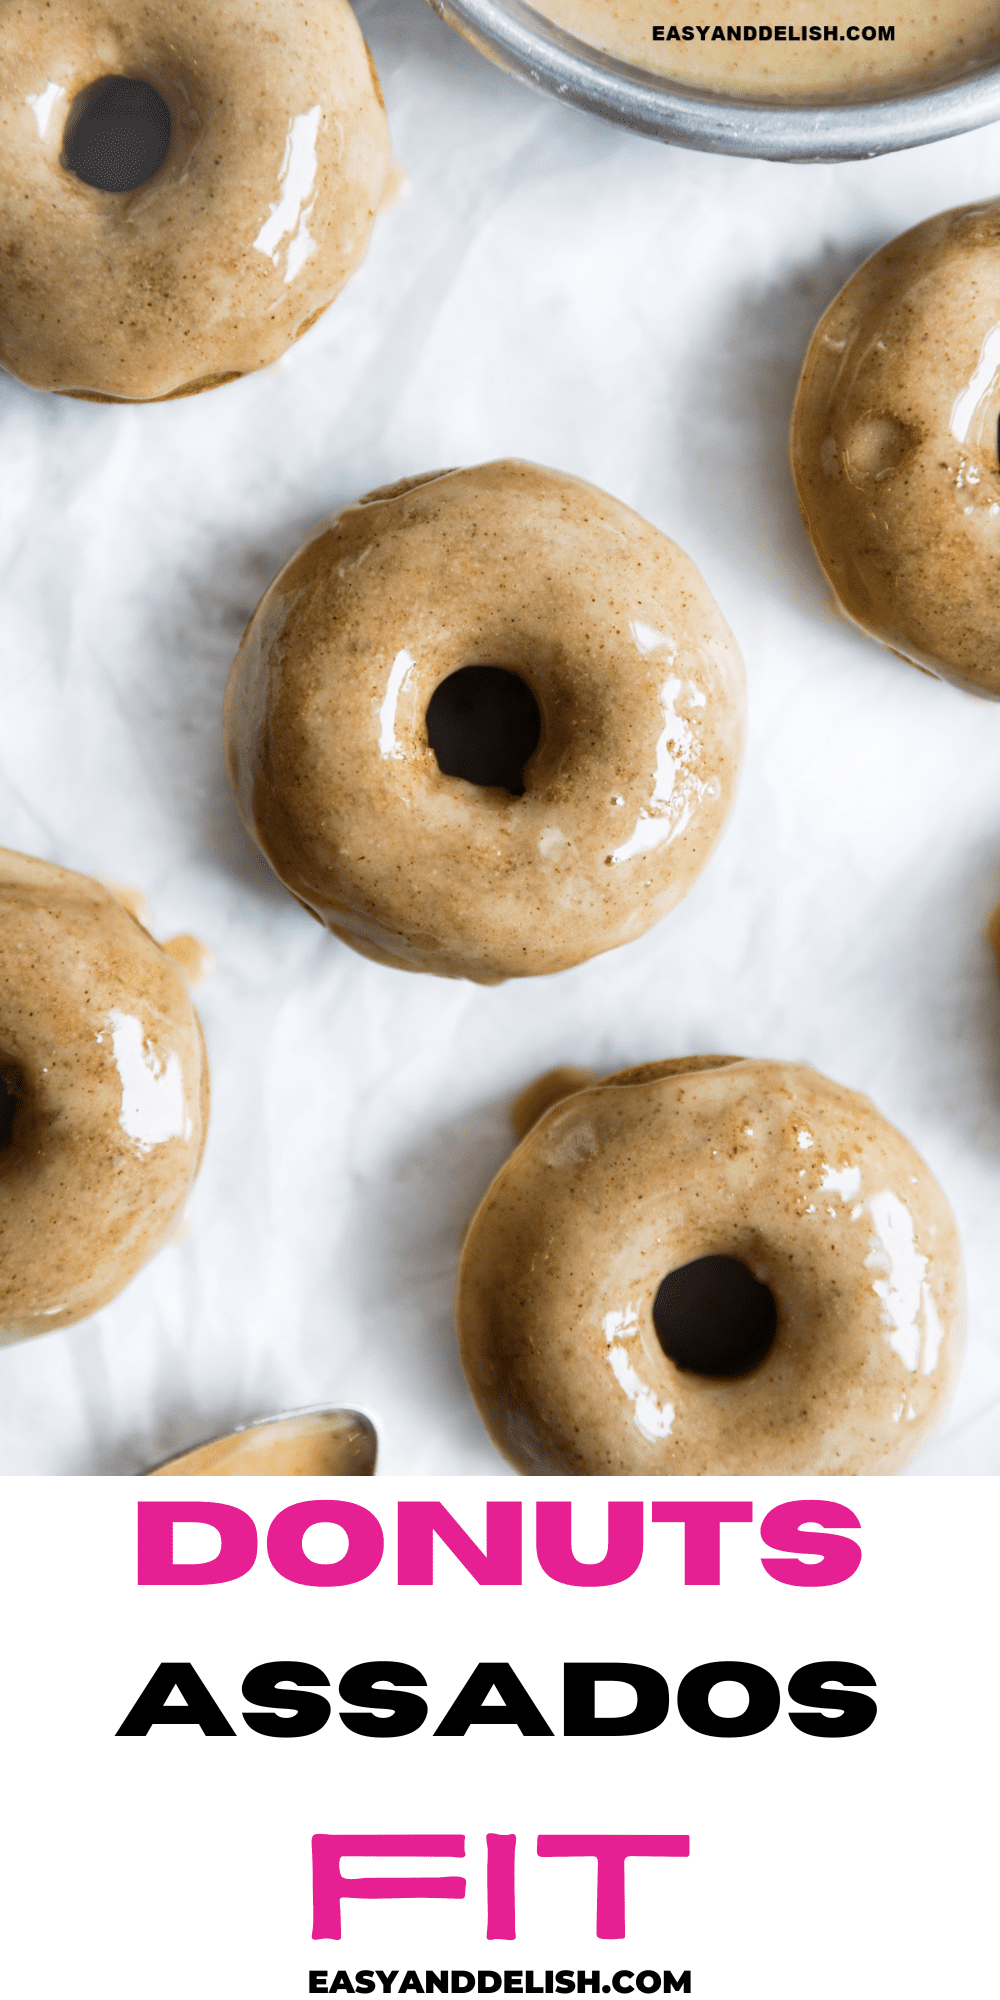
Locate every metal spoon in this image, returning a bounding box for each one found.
[145,1404,377,1476]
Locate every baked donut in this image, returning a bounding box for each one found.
[147,1406,377,1475]
[223,461,746,983]
[0,0,391,401]
[0,850,209,1341]
[457,1056,964,1474]
[791,199,1000,697]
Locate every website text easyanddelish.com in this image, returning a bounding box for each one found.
[651,23,898,42]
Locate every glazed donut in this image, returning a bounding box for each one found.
[456,1056,964,1474]
[0,0,390,401]
[791,199,1000,698]
[0,850,209,1341]
[147,1406,377,1475]
[223,461,746,983]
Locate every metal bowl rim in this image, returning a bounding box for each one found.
[433,0,1000,160]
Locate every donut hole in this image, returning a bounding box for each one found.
[652,1255,777,1380]
[426,667,541,796]
[62,77,172,193]
[0,1072,21,1152]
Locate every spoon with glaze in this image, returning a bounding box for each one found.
[145,1404,377,1476]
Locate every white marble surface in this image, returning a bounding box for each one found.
[1,0,999,1475]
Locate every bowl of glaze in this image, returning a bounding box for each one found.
[145,1404,378,1476]
[429,0,1000,160]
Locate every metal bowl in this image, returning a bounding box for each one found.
[145,1404,378,1476]
[429,0,1000,161]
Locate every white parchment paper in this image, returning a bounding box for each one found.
[1,0,999,1474]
